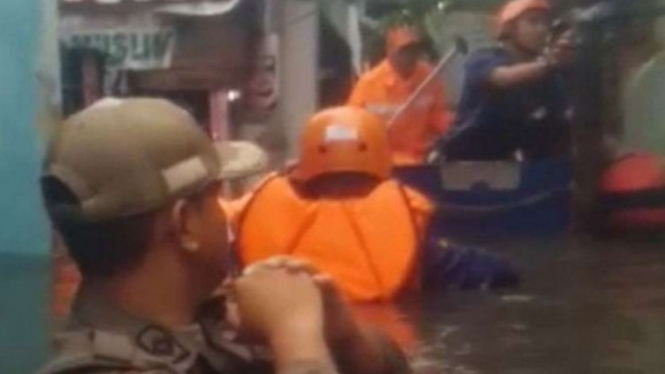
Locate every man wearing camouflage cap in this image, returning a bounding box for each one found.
[38,98,409,374]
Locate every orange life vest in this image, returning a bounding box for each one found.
[600,153,665,229]
[237,174,422,302]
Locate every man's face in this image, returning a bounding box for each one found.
[183,182,231,291]
[390,44,423,78]
[513,10,551,54]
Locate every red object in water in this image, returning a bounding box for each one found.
[599,153,665,229]
[600,153,665,192]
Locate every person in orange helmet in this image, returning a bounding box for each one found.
[231,106,519,302]
[348,26,454,166]
[444,0,574,161]
[235,106,434,302]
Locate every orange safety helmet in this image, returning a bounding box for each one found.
[385,26,422,55]
[496,0,551,38]
[293,106,392,182]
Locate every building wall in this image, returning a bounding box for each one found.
[59,2,253,90]
[0,0,53,372]
[0,0,50,257]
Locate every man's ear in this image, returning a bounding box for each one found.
[170,200,200,253]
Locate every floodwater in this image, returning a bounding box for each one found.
[391,238,665,374]
[0,254,50,374]
[1,238,664,373]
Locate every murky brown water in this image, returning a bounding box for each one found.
[2,238,664,374]
[388,238,665,374]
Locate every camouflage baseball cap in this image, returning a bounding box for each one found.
[43,97,267,223]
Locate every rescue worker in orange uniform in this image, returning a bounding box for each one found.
[236,106,434,302]
[348,26,453,165]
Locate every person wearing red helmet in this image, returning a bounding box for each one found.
[444,0,574,161]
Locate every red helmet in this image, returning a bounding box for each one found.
[496,0,551,38]
[293,107,392,182]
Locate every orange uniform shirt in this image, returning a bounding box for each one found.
[349,60,453,165]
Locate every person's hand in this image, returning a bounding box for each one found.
[243,255,319,277]
[233,266,337,372]
[244,256,360,343]
[545,30,576,69]
[243,257,410,374]
[233,266,324,342]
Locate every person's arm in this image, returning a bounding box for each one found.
[329,323,411,374]
[241,258,412,374]
[318,278,411,374]
[233,268,341,374]
[271,325,338,374]
[488,58,551,88]
[489,33,575,89]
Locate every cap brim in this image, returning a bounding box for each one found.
[215,141,269,180]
